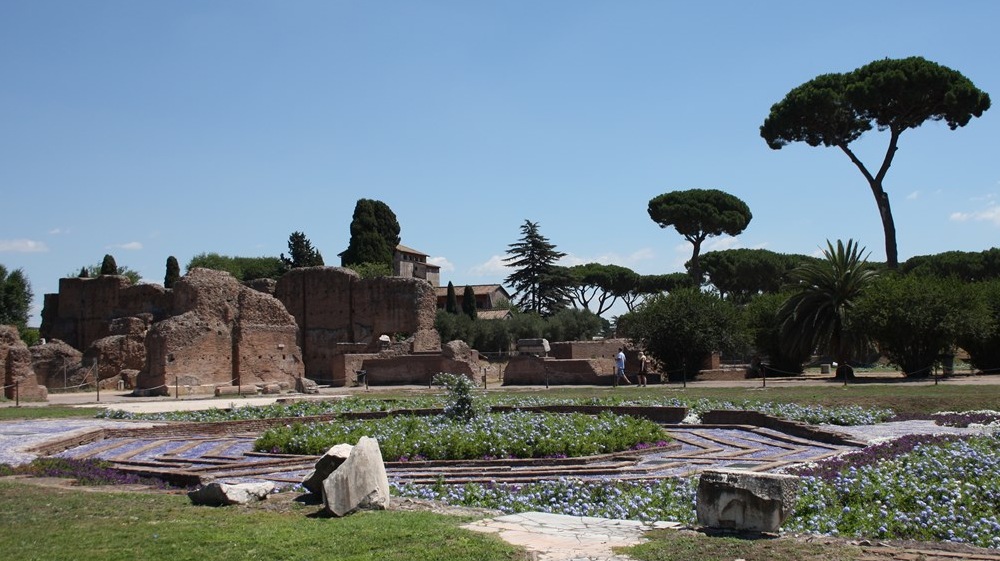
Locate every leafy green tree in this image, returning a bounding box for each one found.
[100,254,118,276]
[280,231,324,271]
[567,263,638,316]
[778,240,878,379]
[186,253,284,281]
[0,265,32,330]
[621,273,691,312]
[959,280,1000,375]
[340,199,401,269]
[445,282,458,314]
[542,308,604,343]
[346,261,393,279]
[618,288,747,380]
[648,189,752,283]
[462,285,478,320]
[743,292,810,375]
[901,248,1000,282]
[854,274,989,377]
[761,57,991,269]
[74,262,141,285]
[164,256,180,288]
[503,220,570,316]
[700,249,817,304]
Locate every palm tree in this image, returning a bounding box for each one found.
[778,239,878,379]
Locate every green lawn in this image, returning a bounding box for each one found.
[0,405,105,420]
[0,480,527,561]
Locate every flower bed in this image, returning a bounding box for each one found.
[99,395,894,427]
[255,411,667,461]
[392,477,697,523]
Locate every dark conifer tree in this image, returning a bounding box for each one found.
[164,256,181,288]
[280,231,324,271]
[100,254,118,276]
[446,282,458,314]
[462,285,478,319]
[503,220,570,316]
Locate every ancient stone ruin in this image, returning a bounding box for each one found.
[1,325,47,401]
[141,268,303,395]
[36,266,474,395]
[695,469,800,533]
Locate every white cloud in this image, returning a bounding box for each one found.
[470,255,508,276]
[48,228,68,235]
[703,235,741,252]
[950,205,1000,226]
[0,239,49,253]
[107,241,143,250]
[557,248,657,269]
[906,190,920,200]
[428,256,454,272]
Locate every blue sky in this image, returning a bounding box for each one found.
[2,1,998,326]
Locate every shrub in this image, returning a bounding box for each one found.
[254,411,667,461]
[433,372,482,422]
[853,274,990,377]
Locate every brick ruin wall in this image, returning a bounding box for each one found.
[36,267,447,392]
[40,276,173,352]
[274,267,440,383]
[141,269,303,394]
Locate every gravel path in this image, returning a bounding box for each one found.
[819,419,996,444]
[0,419,157,466]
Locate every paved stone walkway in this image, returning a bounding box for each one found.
[463,512,681,561]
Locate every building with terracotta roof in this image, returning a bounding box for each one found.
[435,284,512,319]
[394,244,440,286]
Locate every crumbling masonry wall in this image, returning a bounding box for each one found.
[274,267,440,383]
[40,276,173,352]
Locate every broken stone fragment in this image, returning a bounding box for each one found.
[695,469,799,533]
[301,443,354,495]
[188,481,275,506]
[322,436,390,517]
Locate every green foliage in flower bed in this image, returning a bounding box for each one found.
[97,393,893,426]
[393,476,697,523]
[255,411,667,460]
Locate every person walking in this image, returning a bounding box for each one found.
[637,352,649,387]
[615,347,632,385]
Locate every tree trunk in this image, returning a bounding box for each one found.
[872,184,899,269]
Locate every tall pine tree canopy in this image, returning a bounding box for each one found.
[761,56,990,268]
[280,231,325,270]
[341,199,401,268]
[503,219,570,316]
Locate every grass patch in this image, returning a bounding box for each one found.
[623,531,863,561]
[0,480,527,561]
[0,405,105,420]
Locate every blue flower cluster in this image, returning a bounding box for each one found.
[787,433,1000,549]
[391,476,698,524]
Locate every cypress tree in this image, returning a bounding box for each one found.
[164,256,181,288]
[446,282,458,314]
[100,254,118,276]
[462,285,478,319]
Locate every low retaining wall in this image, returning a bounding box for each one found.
[700,410,867,446]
